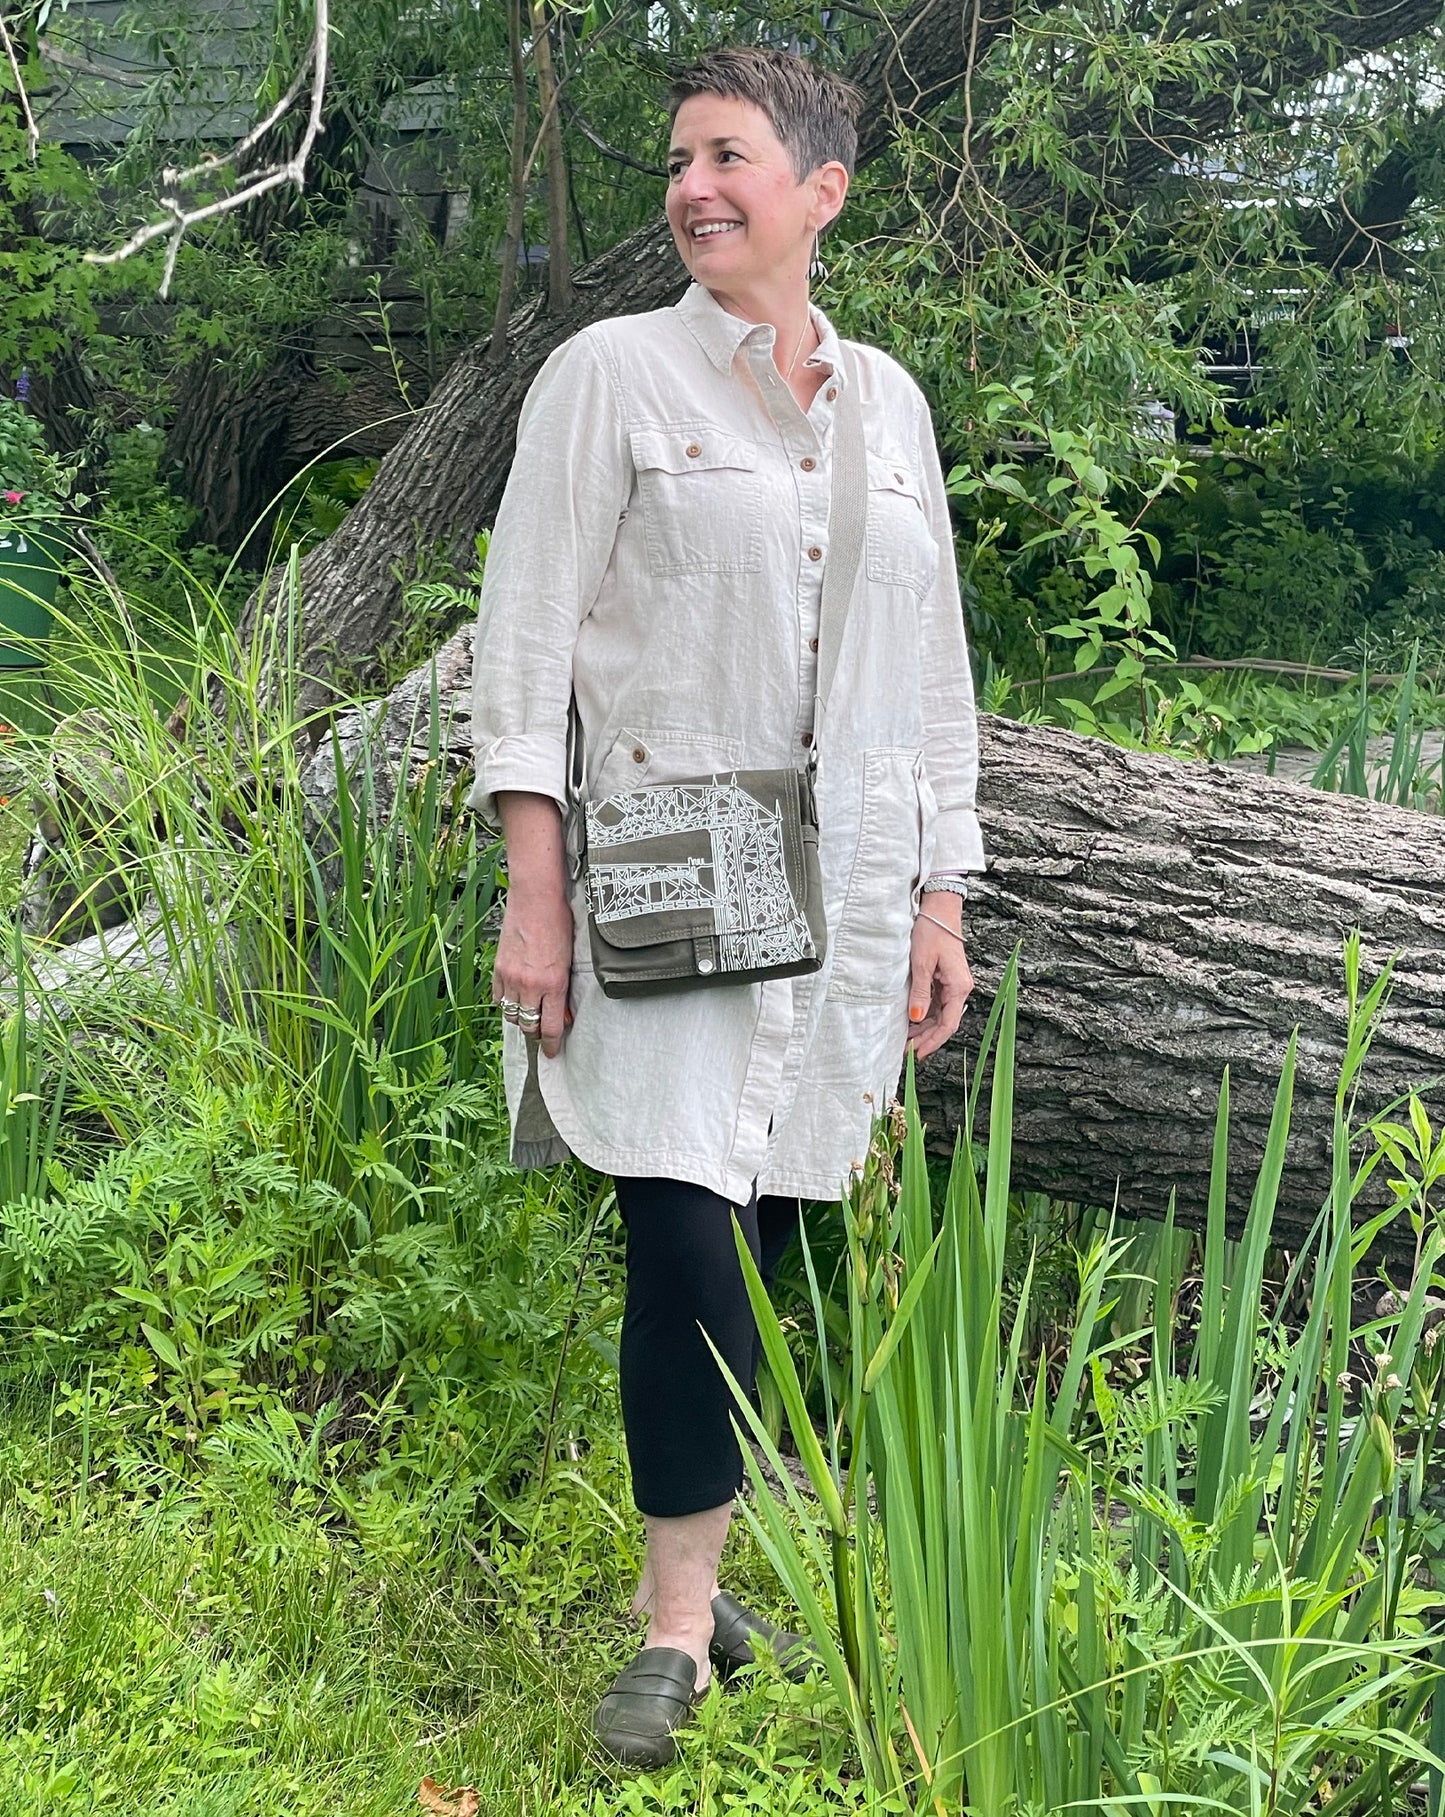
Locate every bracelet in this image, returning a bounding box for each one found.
[917,908,966,945]
[921,874,969,901]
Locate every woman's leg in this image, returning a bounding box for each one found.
[614,1175,763,1684]
[757,1193,801,1288]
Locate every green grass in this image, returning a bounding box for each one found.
[0,1392,869,1817]
[729,948,1445,1814]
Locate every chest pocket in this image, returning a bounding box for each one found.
[865,452,937,597]
[630,427,763,577]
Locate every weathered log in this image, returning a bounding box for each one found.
[206,657,1445,1244]
[26,642,1444,1248]
[926,717,1445,1245]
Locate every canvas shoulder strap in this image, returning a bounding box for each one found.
[812,342,866,744]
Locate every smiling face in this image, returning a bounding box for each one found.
[664,93,845,303]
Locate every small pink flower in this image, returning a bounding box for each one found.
[3,490,23,505]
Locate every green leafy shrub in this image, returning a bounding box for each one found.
[87,426,244,627]
[0,556,614,1517]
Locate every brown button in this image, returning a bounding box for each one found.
[894,470,906,485]
[685,443,701,458]
[632,746,646,763]
[826,386,837,401]
[809,636,819,653]
[800,732,813,749]
[808,545,823,561]
[800,456,816,472]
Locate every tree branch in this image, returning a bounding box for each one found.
[82,0,330,298]
[564,101,666,178]
[530,0,572,313]
[37,36,149,88]
[1293,108,1445,275]
[0,10,39,161]
[491,0,530,358]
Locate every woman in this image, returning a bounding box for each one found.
[469,46,983,1767]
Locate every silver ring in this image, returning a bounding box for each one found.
[516,1005,542,1027]
[500,997,521,1023]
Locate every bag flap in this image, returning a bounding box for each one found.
[584,767,817,947]
[588,906,717,949]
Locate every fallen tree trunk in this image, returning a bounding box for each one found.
[29,647,1445,1248]
[927,718,1445,1244]
[252,663,1445,1245]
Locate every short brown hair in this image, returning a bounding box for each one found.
[666,47,862,180]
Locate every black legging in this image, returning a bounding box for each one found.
[613,1176,800,1518]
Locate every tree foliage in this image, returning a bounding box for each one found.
[3,0,1445,659]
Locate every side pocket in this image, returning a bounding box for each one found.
[590,728,746,800]
[828,748,926,1003]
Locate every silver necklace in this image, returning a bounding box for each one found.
[782,307,814,381]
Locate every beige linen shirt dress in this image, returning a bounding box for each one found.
[468,281,984,1205]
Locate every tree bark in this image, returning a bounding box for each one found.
[162,342,314,554]
[917,716,1445,1246]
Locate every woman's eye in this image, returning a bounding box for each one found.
[668,161,686,180]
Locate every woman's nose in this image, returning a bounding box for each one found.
[676,161,715,204]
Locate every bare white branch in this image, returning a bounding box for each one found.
[0,11,40,162]
[83,0,330,297]
[162,43,316,189]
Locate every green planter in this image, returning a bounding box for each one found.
[0,521,60,669]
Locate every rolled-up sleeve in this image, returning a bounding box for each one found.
[467,330,629,826]
[913,394,986,873]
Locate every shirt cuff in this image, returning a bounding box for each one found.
[929,806,986,875]
[465,731,568,829]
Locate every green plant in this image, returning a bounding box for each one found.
[724,943,1445,1814]
[0,390,86,521]
[86,426,242,625]
[0,932,67,1209]
[950,383,1229,755]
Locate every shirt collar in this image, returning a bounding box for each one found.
[675,281,845,384]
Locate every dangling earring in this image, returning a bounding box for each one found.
[808,232,828,286]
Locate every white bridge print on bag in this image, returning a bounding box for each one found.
[585,778,814,972]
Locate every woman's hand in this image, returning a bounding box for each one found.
[494,792,574,1058]
[906,894,974,1061]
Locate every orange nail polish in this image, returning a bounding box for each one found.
[909,1005,924,1022]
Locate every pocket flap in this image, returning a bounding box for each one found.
[866,451,924,505]
[630,427,760,476]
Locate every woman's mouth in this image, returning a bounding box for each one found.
[690,220,742,241]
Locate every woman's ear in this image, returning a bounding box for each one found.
[810,159,850,233]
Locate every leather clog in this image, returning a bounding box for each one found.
[592,1645,701,1768]
[709,1591,815,1682]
